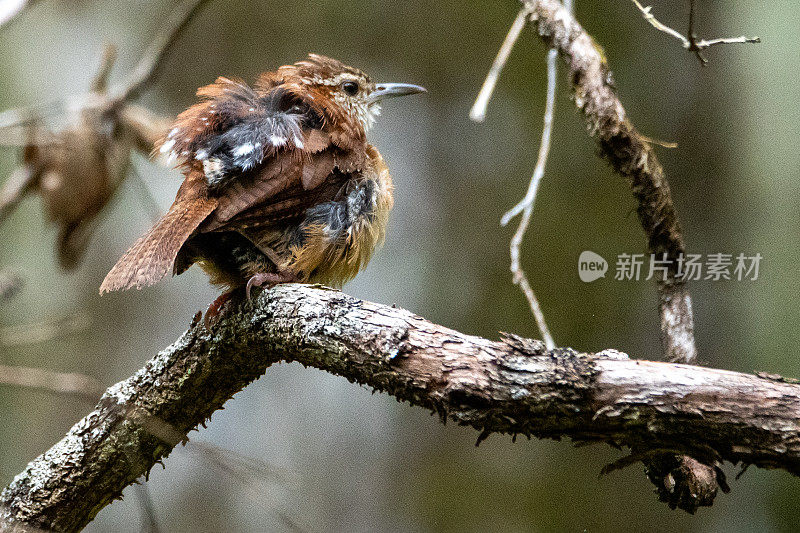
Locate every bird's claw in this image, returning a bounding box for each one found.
[245,272,296,300]
[203,290,237,331]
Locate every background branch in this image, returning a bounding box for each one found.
[520,0,697,365]
[471,5,558,349]
[632,0,760,64]
[2,285,800,531]
[112,0,212,103]
[470,0,575,350]
[0,0,39,29]
[502,47,557,350]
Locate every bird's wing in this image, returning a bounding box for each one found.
[159,78,327,182]
[208,146,367,227]
[156,76,367,229]
[100,169,216,293]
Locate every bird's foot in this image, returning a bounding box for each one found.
[245,272,298,300]
[203,289,241,331]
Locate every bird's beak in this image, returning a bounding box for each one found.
[369,82,427,103]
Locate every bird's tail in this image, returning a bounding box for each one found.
[100,178,216,293]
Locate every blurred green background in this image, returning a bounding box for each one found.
[1,0,798,531]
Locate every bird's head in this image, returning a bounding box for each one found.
[283,54,426,132]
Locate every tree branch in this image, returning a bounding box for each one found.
[1,285,800,531]
[520,0,697,365]
[515,0,715,508]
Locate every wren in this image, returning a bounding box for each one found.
[100,54,425,321]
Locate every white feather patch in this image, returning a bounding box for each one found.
[234,143,255,157]
[159,139,176,153]
[269,135,287,147]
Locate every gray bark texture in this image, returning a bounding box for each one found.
[2,285,800,531]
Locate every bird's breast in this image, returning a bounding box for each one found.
[288,146,393,286]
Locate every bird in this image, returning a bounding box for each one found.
[99,54,425,324]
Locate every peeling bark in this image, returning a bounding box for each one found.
[2,285,800,531]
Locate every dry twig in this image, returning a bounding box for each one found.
[0,0,39,28]
[0,364,104,402]
[469,7,531,123]
[0,0,208,267]
[471,5,565,348]
[501,47,557,350]
[632,0,760,64]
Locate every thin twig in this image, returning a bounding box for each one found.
[473,3,574,349]
[113,0,212,103]
[0,364,105,402]
[0,312,91,346]
[0,0,39,28]
[631,0,759,64]
[632,0,686,43]
[469,7,531,122]
[504,48,558,350]
[692,36,762,49]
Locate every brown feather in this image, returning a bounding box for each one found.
[212,169,350,231]
[301,149,335,190]
[304,129,330,153]
[99,170,216,293]
[211,154,304,223]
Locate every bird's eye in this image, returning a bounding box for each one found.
[341,81,359,96]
